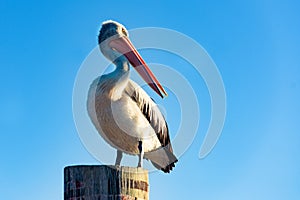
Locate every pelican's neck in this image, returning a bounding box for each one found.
[114,55,130,74]
[109,55,130,100]
[100,43,130,75]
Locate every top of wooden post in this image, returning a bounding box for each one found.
[64,165,149,200]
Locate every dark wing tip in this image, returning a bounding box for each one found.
[161,159,178,173]
[151,158,178,173]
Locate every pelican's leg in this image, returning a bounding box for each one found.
[138,141,144,168]
[115,150,123,166]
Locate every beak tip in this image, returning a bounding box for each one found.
[160,91,168,99]
[163,90,168,98]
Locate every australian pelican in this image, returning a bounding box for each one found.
[87,20,177,173]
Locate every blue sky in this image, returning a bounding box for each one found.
[1,0,300,199]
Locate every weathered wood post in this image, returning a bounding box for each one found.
[64,165,149,200]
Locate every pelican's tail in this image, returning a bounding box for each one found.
[151,159,178,173]
[144,146,178,173]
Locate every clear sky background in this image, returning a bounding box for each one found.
[1,0,300,199]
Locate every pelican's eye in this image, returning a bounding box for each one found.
[121,28,127,36]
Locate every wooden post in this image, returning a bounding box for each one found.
[64,165,149,200]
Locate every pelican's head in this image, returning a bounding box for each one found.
[99,20,128,43]
[98,20,128,63]
[98,20,167,98]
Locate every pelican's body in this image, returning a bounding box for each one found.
[87,20,177,173]
[88,74,162,154]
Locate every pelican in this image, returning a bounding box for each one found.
[87,20,177,173]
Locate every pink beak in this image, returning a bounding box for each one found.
[109,36,167,98]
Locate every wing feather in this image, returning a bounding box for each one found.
[125,80,178,172]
